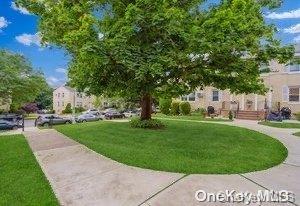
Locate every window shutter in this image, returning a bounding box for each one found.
[282,85,289,102]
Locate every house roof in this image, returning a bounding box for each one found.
[54,85,76,92]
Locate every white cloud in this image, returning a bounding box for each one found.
[15,33,41,46]
[47,76,66,88]
[265,8,300,19]
[55,68,67,74]
[11,2,31,15]
[0,17,9,32]
[283,24,300,34]
[294,35,300,43]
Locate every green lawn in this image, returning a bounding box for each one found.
[0,135,58,206]
[154,113,232,122]
[294,132,300,137]
[55,120,287,174]
[258,121,300,128]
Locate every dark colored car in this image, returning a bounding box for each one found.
[0,114,23,128]
[36,115,72,127]
[105,111,125,120]
[0,119,19,130]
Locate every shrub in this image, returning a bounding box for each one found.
[130,118,165,129]
[75,107,85,113]
[296,112,300,121]
[196,108,206,117]
[170,101,180,116]
[62,103,72,114]
[45,110,55,114]
[180,102,191,115]
[228,110,233,120]
[159,98,172,115]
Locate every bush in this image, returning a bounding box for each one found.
[62,103,72,114]
[159,98,172,115]
[130,118,165,129]
[195,108,206,117]
[46,110,55,114]
[228,110,233,120]
[296,112,300,121]
[75,107,85,113]
[180,102,191,115]
[170,101,180,116]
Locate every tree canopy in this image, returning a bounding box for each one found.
[17,0,294,119]
[0,50,48,111]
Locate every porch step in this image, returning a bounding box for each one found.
[236,111,264,120]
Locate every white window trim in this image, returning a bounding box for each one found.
[212,90,221,102]
[181,93,196,102]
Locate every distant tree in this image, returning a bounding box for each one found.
[0,50,47,111]
[35,86,54,110]
[18,0,294,121]
[22,103,39,114]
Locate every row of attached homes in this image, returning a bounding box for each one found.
[53,45,300,119]
[181,45,300,119]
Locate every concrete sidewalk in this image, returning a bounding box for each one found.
[23,120,300,206]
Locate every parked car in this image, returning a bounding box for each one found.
[36,115,72,127]
[105,111,125,120]
[122,110,139,118]
[84,109,100,116]
[0,114,23,128]
[75,114,102,123]
[0,119,19,130]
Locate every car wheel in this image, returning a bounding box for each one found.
[65,121,72,124]
[82,120,87,123]
[12,126,18,130]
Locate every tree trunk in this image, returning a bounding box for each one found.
[140,93,152,120]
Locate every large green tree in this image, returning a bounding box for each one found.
[0,50,47,111]
[17,0,294,120]
[35,86,54,110]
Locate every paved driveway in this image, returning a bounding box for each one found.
[23,120,300,206]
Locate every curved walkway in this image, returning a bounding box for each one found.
[23,120,300,206]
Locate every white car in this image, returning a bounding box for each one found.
[122,110,139,118]
[84,109,100,116]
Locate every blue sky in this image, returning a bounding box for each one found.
[0,0,300,87]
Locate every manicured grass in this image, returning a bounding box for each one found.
[258,121,300,128]
[0,135,58,205]
[294,132,300,137]
[55,120,287,174]
[154,113,232,122]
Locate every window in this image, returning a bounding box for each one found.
[289,64,300,72]
[212,90,220,102]
[58,93,60,98]
[57,101,60,106]
[62,93,65,98]
[289,87,300,102]
[188,93,195,101]
[181,93,195,101]
[62,101,64,107]
[181,96,188,101]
